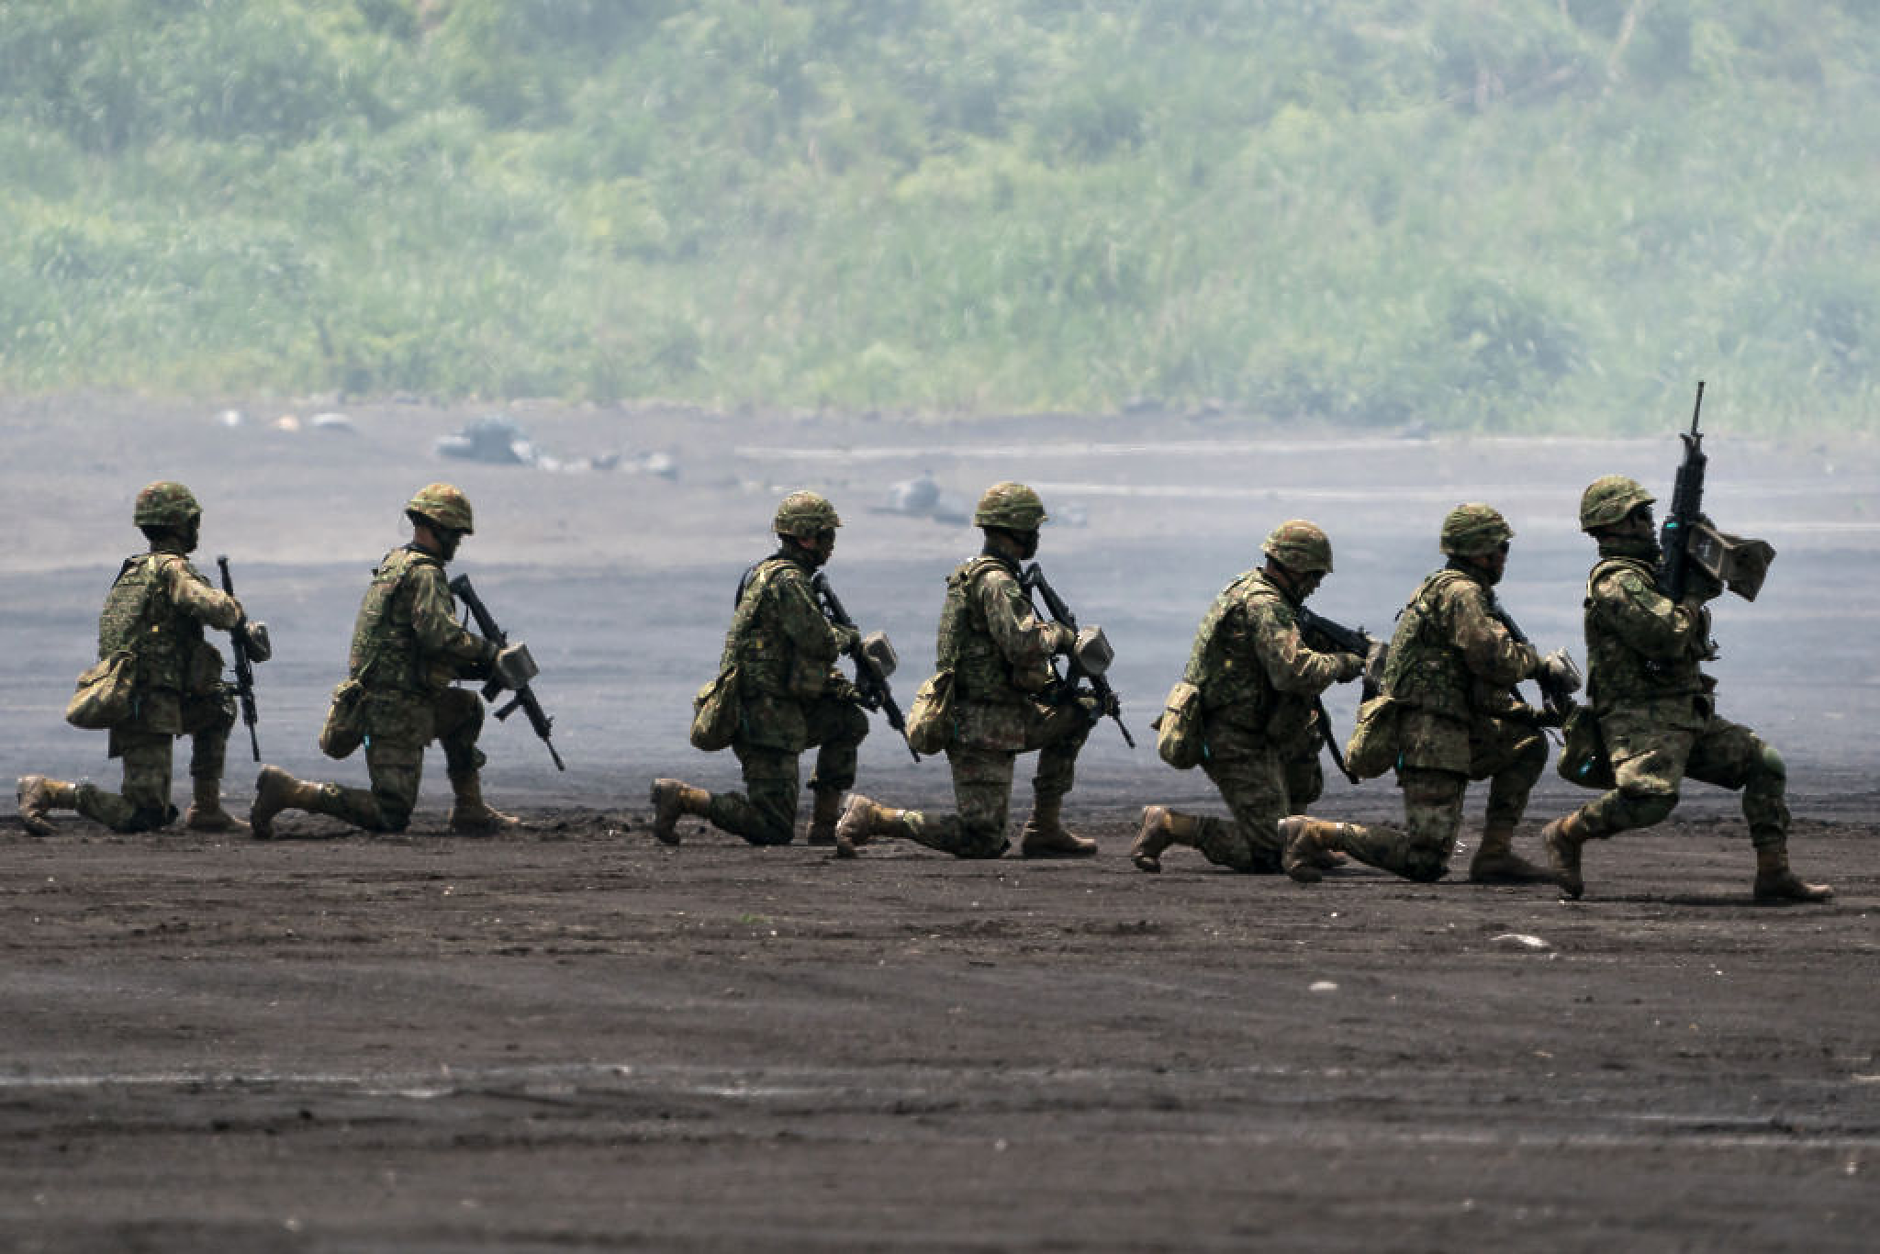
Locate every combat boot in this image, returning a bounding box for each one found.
[1752,844,1833,904]
[448,772,521,835]
[805,787,843,846]
[649,778,711,846]
[834,793,910,858]
[1467,821,1554,884]
[1278,816,1351,884]
[1540,813,1587,900]
[184,776,250,835]
[1019,795,1097,858]
[1131,805,1198,873]
[249,766,325,841]
[17,774,76,837]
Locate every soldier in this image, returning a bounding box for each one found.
[248,483,526,838]
[1539,476,1831,902]
[18,481,263,836]
[1129,520,1372,877]
[649,491,870,850]
[1370,504,1575,885]
[837,482,1100,859]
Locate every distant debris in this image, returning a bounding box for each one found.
[273,415,301,433]
[878,471,972,525]
[217,408,245,428]
[639,451,678,480]
[310,411,356,433]
[436,415,541,466]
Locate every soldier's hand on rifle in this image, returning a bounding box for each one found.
[1684,565,1725,604]
[1045,622,1078,654]
[830,623,862,654]
[1333,651,1366,683]
[1536,648,1582,695]
[829,675,869,706]
[237,619,272,663]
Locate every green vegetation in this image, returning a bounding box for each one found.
[3,0,1877,431]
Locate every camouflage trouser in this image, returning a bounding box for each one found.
[1570,706,1787,848]
[74,692,235,832]
[309,687,485,833]
[902,699,1092,859]
[1388,726,1548,880]
[1174,735,1322,873]
[707,697,869,846]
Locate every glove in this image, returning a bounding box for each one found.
[1046,622,1078,654]
[1536,648,1582,696]
[829,676,869,706]
[830,623,862,654]
[1333,651,1366,683]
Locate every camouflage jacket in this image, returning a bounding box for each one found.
[1381,566,1536,723]
[97,543,242,733]
[1182,569,1343,744]
[348,545,490,697]
[1583,545,1711,716]
[721,550,846,751]
[936,554,1059,708]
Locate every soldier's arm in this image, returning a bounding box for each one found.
[774,568,845,664]
[163,557,243,632]
[976,567,1060,672]
[410,565,494,665]
[1452,584,1539,687]
[1251,602,1345,695]
[1592,567,1706,661]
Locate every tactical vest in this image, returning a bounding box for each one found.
[721,554,809,700]
[349,546,448,694]
[937,555,1023,704]
[1584,555,1703,707]
[97,552,200,692]
[1380,568,1476,720]
[1182,570,1279,718]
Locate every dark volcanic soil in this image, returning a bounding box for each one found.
[3,398,1877,1250]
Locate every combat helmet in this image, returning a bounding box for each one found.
[1263,519,1334,574]
[133,481,201,528]
[1578,475,1654,533]
[773,490,842,538]
[407,482,475,534]
[1440,503,1514,557]
[974,482,1048,530]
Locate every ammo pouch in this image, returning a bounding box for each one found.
[65,649,138,730]
[689,664,741,752]
[1152,680,1205,770]
[318,678,369,760]
[1342,694,1402,782]
[1556,705,1615,790]
[903,669,956,756]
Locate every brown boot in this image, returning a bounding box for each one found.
[249,766,324,841]
[1019,795,1096,858]
[648,778,711,846]
[1468,821,1554,884]
[184,776,250,835]
[1540,813,1587,900]
[833,793,907,859]
[17,775,75,837]
[805,787,843,846]
[448,772,521,835]
[1279,816,1350,884]
[1131,805,1198,873]
[1753,844,1833,904]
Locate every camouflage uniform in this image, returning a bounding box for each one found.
[18,482,248,836]
[1159,566,1347,872]
[896,550,1093,858]
[1378,565,1545,880]
[652,492,868,847]
[1540,475,1827,902]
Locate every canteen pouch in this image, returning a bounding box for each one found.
[1342,694,1403,781]
[64,650,137,730]
[1153,680,1205,770]
[1556,705,1615,790]
[903,669,956,756]
[318,678,368,760]
[689,664,741,752]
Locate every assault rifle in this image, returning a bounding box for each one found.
[811,571,918,761]
[1484,593,1582,726]
[448,573,565,771]
[1020,563,1134,748]
[1293,605,1380,785]
[1656,381,1776,606]
[215,555,268,761]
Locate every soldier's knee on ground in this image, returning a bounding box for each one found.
[1753,741,1786,784]
[1401,845,1450,883]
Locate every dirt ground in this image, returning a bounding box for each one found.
[3,396,1877,1251]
